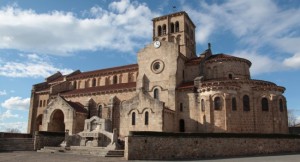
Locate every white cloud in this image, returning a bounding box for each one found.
[0,90,7,96]
[1,97,30,110]
[0,61,73,78]
[0,122,27,133]
[232,50,284,75]
[284,53,300,68]
[184,0,300,73]
[0,110,20,121]
[0,53,73,78]
[0,1,155,55]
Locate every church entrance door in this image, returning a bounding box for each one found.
[49,109,65,132]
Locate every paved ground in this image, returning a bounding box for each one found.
[0,151,300,162]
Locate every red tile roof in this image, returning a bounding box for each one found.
[206,54,252,66]
[61,82,136,96]
[68,64,138,80]
[185,57,205,65]
[185,49,211,65]
[67,101,87,113]
[177,81,194,90]
[49,76,64,83]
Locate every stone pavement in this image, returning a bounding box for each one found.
[0,151,300,162]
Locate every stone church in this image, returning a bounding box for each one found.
[27,11,289,140]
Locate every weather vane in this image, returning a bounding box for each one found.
[172,6,177,12]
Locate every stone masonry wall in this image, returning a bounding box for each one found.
[125,132,300,160]
[0,132,34,151]
[34,131,65,150]
[0,138,34,151]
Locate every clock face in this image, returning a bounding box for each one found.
[153,41,161,48]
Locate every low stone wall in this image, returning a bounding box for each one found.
[0,138,34,151]
[125,132,300,160]
[0,132,32,138]
[34,131,65,150]
[0,132,34,151]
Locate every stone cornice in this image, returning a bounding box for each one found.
[199,79,285,93]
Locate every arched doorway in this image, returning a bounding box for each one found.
[179,119,185,132]
[36,114,43,131]
[49,109,65,132]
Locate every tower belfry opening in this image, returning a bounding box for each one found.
[152,11,196,59]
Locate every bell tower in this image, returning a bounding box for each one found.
[152,11,196,59]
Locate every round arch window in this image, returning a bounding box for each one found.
[151,60,164,74]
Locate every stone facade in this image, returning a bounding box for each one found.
[27,11,288,139]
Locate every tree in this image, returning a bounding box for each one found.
[6,128,21,133]
[288,109,298,127]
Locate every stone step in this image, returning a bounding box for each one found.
[43,146,65,150]
[38,146,112,157]
[38,146,65,153]
[105,150,124,157]
[70,146,108,151]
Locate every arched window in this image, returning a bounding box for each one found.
[145,111,149,125]
[39,100,43,107]
[232,97,237,111]
[214,97,222,110]
[78,81,81,89]
[113,75,118,84]
[154,88,159,100]
[92,78,96,87]
[243,95,250,111]
[162,24,166,35]
[175,21,179,32]
[179,119,185,132]
[105,77,110,85]
[261,98,269,111]
[279,99,284,112]
[73,81,77,89]
[43,100,46,107]
[85,80,90,88]
[157,25,162,36]
[180,103,183,112]
[201,99,205,112]
[98,105,102,118]
[132,112,136,125]
[229,74,233,79]
[170,23,174,33]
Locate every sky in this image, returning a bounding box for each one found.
[0,0,300,133]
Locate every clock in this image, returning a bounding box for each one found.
[153,41,161,48]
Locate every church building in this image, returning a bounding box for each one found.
[27,11,288,139]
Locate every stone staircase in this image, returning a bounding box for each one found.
[105,150,124,157]
[38,146,124,157]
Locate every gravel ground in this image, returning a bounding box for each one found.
[1,151,300,162]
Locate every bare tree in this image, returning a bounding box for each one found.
[6,128,21,133]
[288,109,298,127]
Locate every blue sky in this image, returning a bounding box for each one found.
[0,0,299,132]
